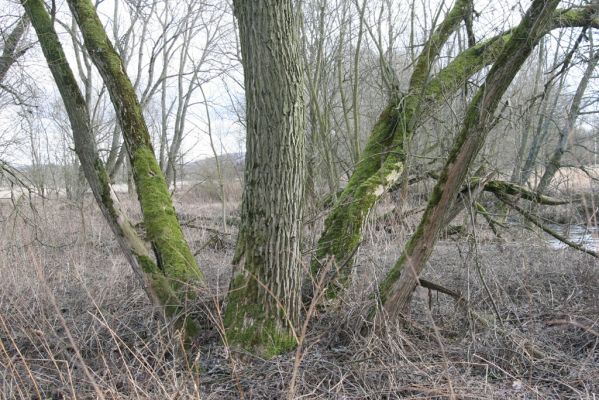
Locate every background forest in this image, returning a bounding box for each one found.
[1,0,598,398]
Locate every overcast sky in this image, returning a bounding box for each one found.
[1,0,595,170]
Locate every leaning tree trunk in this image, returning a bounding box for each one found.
[0,13,29,83]
[377,0,561,319]
[311,0,473,297]
[223,0,305,357]
[310,3,599,298]
[21,0,199,337]
[65,0,204,317]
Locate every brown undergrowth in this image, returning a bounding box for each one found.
[0,193,597,399]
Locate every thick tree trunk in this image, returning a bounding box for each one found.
[20,0,197,333]
[310,3,599,298]
[63,0,204,336]
[377,0,560,319]
[224,0,305,357]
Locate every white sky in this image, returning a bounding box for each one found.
[1,0,245,166]
[1,0,595,168]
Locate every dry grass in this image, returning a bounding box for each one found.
[537,166,599,194]
[0,194,598,399]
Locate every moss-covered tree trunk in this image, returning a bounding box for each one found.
[311,0,480,296]
[21,0,199,335]
[223,0,305,357]
[63,0,203,328]
[377,0,560,319]
[310,3,599,298]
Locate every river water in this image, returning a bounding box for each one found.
[547,225,599,252]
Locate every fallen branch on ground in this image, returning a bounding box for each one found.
[483,180,575,205]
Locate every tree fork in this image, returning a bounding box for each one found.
[20,0,200,336]
[65,0,203,289]
[310,3,599,298]
[377,0,561,319]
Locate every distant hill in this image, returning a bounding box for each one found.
[184,152,245,180]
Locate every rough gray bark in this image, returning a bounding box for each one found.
[224,0,305,357]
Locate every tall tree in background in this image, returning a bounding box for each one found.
[537,36,599,194]
[224,0,305,356]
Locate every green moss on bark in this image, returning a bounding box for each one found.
[409,0,472,90]
[67,0,147,146]
[377,0,561,315]
[62,0,205,342]
[425,35,510,100]
[312,103,401,273]
[311,25,508,299]
[136,254,200,338]
[311,4,599,302]
[132,146,203,284]
[224,274,297,358]
[25,0,201,342]
[67,0,203,287]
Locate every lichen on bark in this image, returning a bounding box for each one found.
[311,104,403,284]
